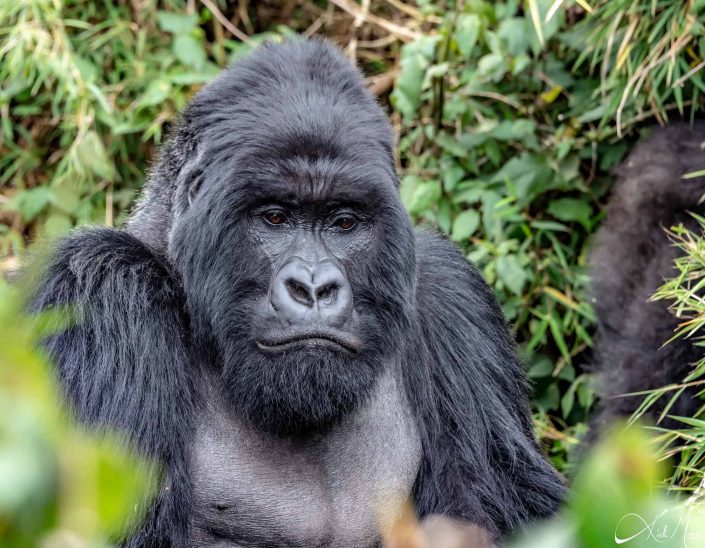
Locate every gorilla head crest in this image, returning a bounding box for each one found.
[128,39,416,435]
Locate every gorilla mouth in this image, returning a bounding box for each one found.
[256,331,360,354]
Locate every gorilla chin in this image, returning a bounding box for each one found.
[220,329,383,437]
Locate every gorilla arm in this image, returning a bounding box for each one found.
[407,231,565,540]
[31,228,196,546]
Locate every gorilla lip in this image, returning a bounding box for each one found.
[256,331,360,354]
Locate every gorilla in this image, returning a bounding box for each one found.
[33,39,563,546]
[591,122,705,429]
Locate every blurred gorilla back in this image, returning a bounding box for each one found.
[590,122,705,430]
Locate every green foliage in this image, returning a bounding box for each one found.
[0,281,156,546]
[635,215,705,494]
[0,0,276,254]
[390,0,705,469]
[513,425,705,548]
[569,0,705,134]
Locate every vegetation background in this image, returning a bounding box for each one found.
[2,0,705,545]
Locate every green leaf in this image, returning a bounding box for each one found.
[391,36,438,121]
[492,153,554,204]
[399,175,419,210]
[157,11,198,34]
[548,311,571,365]
[528,356,553,378]
[451,183,485,205]
[561,383,577,417]
[536,382,560,412]
[43,212,73,237]
[683,169,705,179]
[438,199,452,234]
[441,159,465,192]
[530,220,570,232]
[491,119,536,141]
[598,141,628,170]
[50,186,80,215]
[571,428,672,547]
[76,131,114,180]
[477,53,506,81]
[547,198,592,228]
[435,132,468,158]
[90,437,158,534]
[401,177,441,215]
[138,80,172,108]
[168,68,219,85]
[498,17,531,56]
[577,379,594,409]
[481,190,502,237]
[451,209,480,241]
[409,181,441,214]
[6,187,52,222]
[173,35,207,71]
[455,14,480,58]
[496,254,527,295]
[392,48,427,121]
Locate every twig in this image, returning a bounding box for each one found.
[466,90,526,113]
[200,0,253,44]
[616,30,692,136]
[615,16,638,70]
[105,183,113,227]
[329,0,421,42]
[365,69,399,96]
[545,0,565,23]
[303,14,326,38]
[346,0,370,61]
[673,59,705,88]
[384,0,442,24]
[238,0,254,35]
[600,9,623,99]
[358,35,398,49]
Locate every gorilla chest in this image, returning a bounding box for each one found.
[188,370,422,547]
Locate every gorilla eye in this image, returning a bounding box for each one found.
[263,210,288,226]
[333,215,356,231]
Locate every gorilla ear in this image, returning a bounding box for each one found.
[174,146,206,214]
[187,177,203,206]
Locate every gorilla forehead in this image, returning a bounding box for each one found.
[224,150,398,211]
[188,39,398,191]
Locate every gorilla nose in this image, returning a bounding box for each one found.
[271,259,353,327]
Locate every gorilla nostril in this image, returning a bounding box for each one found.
[285,279,314,307]
[316,283,339,305]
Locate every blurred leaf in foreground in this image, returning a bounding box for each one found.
[0,281,157,546]
[512,424,705,547]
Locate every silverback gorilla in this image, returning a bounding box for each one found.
[33,39,564,546]
[591,122,705,429]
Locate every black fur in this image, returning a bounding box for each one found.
[31,228,195,545]
[32,39,564,544]
[410,232,566,534]
[590,122,705,428]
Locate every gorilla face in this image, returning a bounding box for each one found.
[170,132,416,435]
